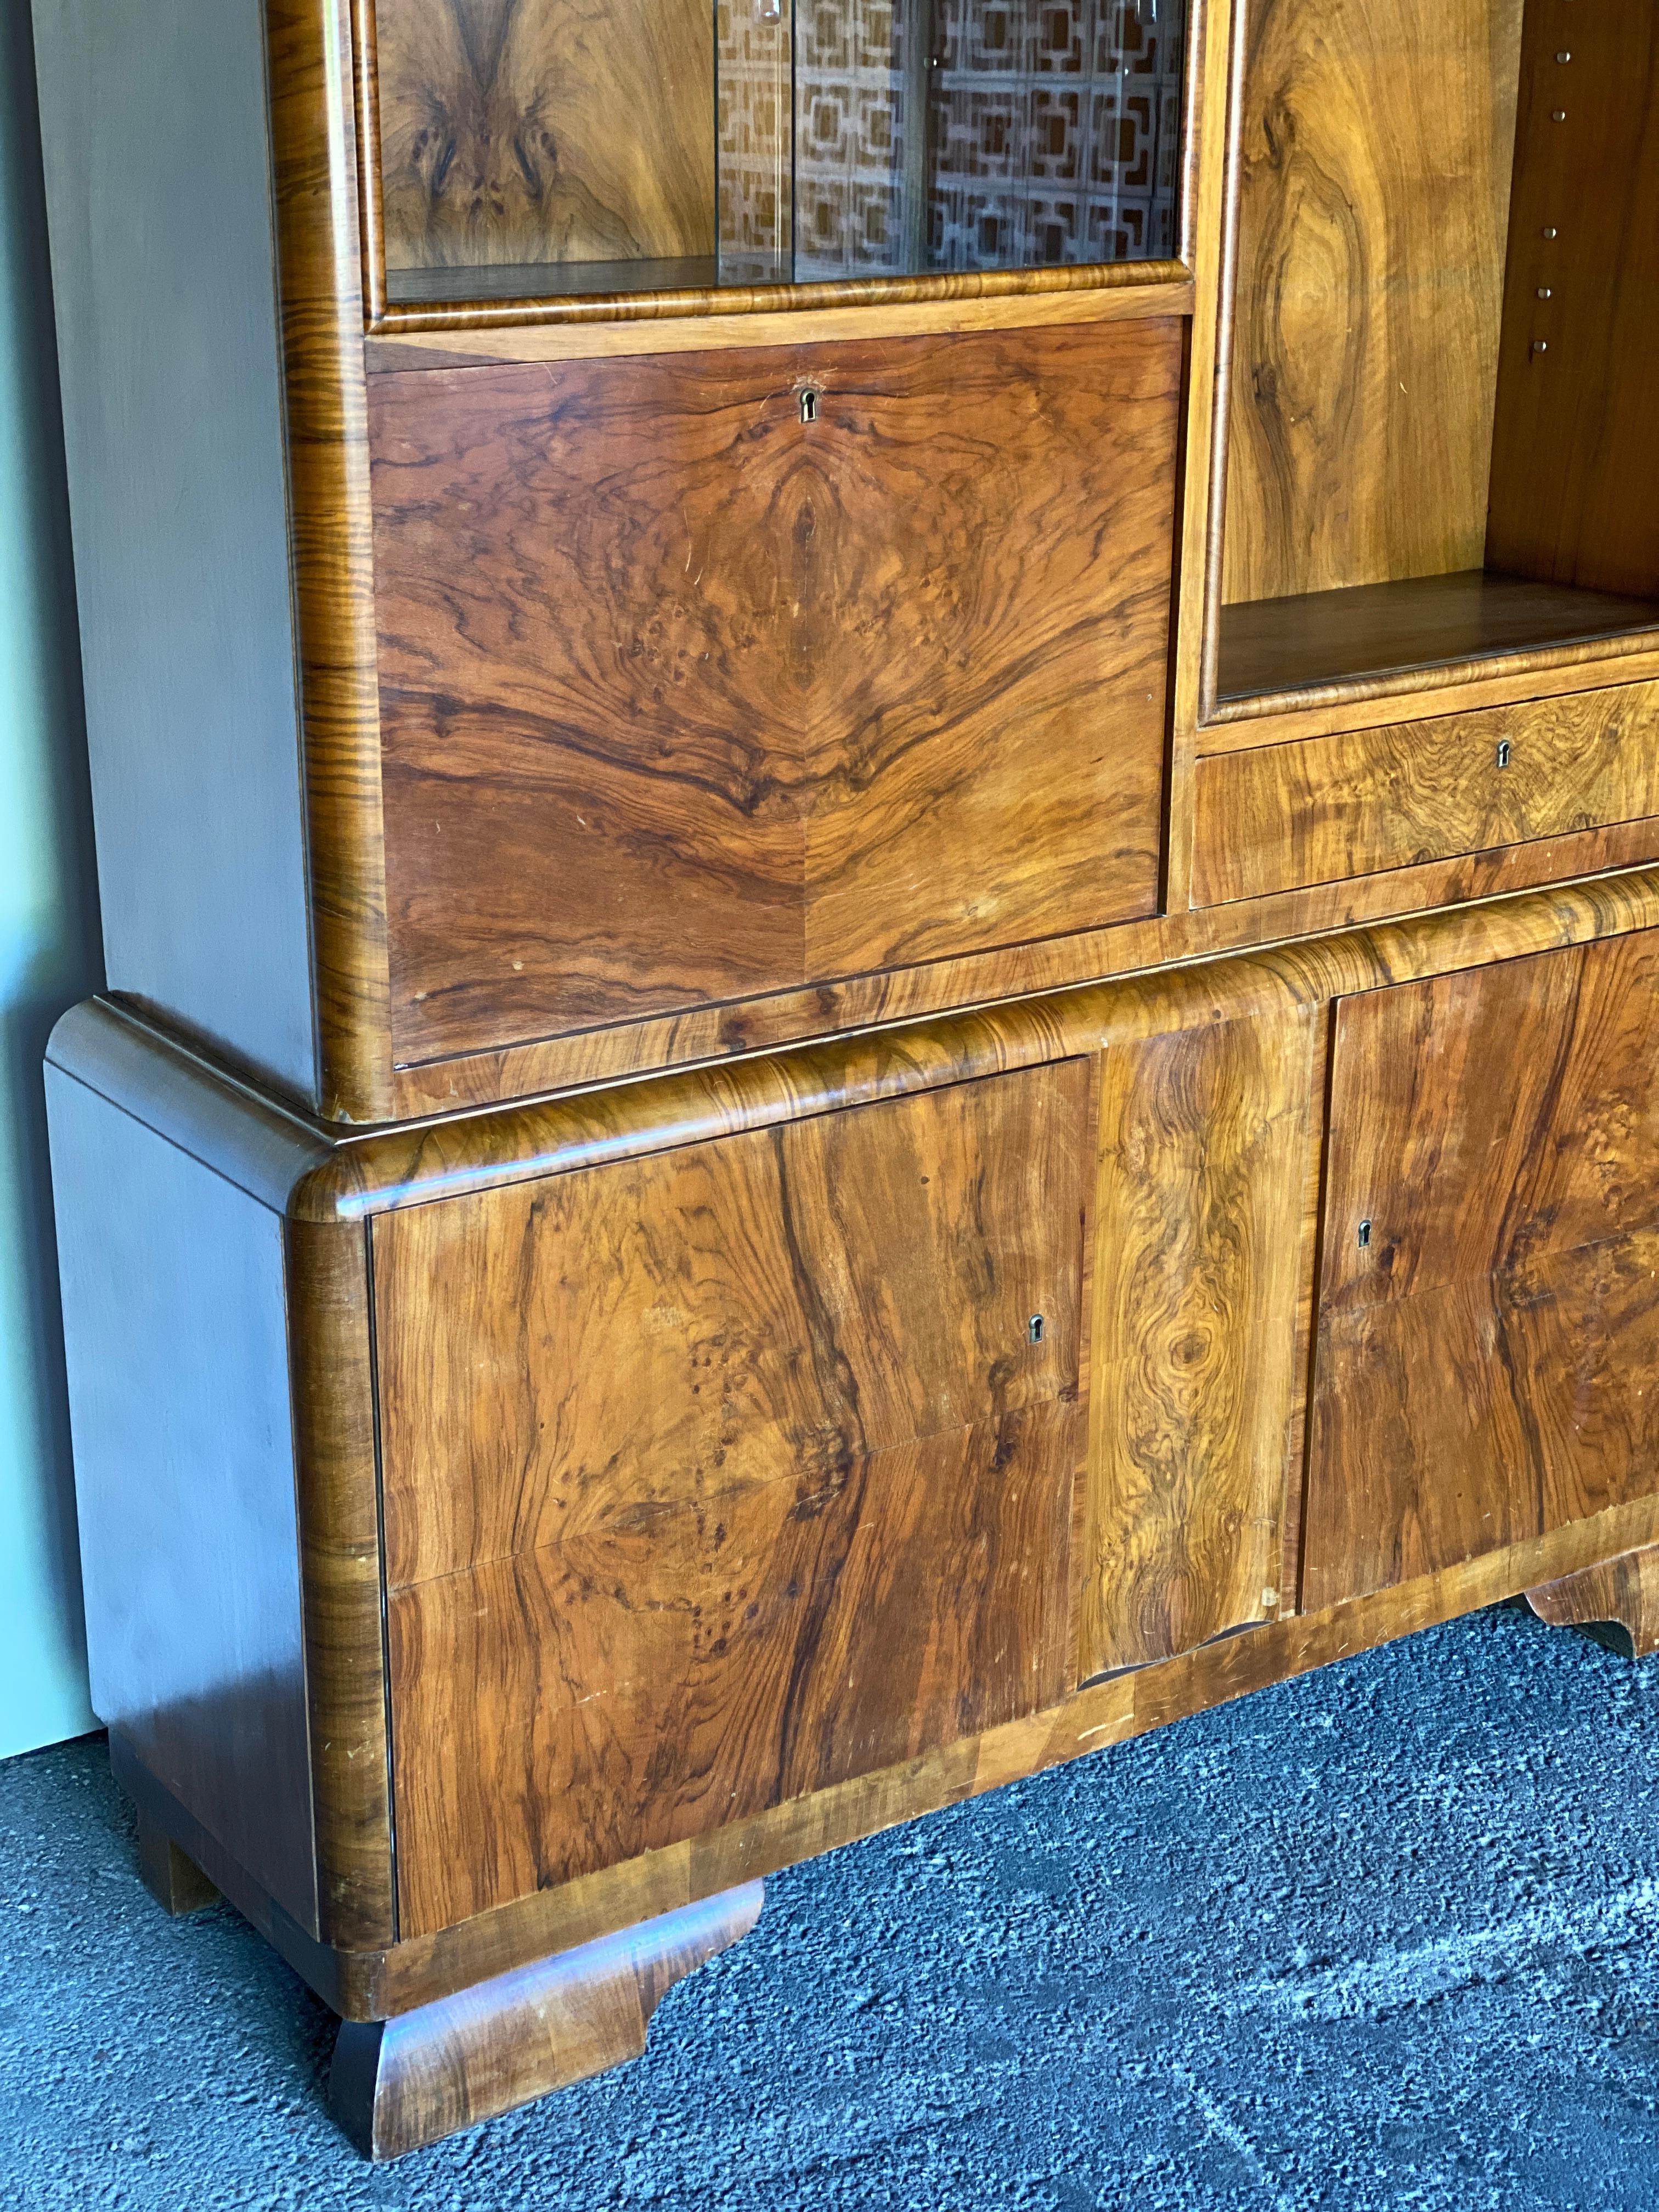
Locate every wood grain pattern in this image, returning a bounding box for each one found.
[374,1068,1087,1585]
[267,0,396,1121]
[1215,571,1659,708]
[119,1479,1659,2024]
[1527,1544,1659,1661]
[1222,0,1525,605]
[369,323,1178,1064]
[373,0,714,280]
[377,1065,1088,1933]
[1079,1008,1316,1675]
[1192,681,1659,906]
[362,277,1198,367]
[286,1220,396,1949]
[1486,1,1659,600]
[331,1883,763,2158]
[1305,930,1659,1607]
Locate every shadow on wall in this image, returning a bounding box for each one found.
[1,3,104,1757]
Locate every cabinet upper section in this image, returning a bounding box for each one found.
[368,0,1190,309]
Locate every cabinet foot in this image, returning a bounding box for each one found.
[330,1880,765,2160]
[1527,1544,1659,1660]
[135,1808,221,1916]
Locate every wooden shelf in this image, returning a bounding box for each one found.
[1217,571,1659,707]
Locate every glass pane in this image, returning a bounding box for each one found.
[376,1,1187,306]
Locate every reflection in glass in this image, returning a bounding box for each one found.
[376,0,1186,305]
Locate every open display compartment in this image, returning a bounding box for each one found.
[1207,0,1659,714]
[365,0,1190,307]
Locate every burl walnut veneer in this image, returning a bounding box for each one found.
[34,0,1659,2160]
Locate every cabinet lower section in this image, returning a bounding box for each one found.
[43,867,1659,2148]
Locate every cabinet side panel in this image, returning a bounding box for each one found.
[33,0,317,1101]
[44,1066,318,1936]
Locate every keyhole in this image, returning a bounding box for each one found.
[1496,740,1513,769]
[1357,1220,1372,1250]
[799,388,820,425]
[1028,1314,1045,1345]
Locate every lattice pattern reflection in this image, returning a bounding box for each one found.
[717,0,1186,281]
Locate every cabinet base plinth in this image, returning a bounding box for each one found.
[1527,1544,1659,1660]
[329,1881,765,2160]
[135,1810,220,1918]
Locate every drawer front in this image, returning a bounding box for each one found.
[1304,929,1659,1610]
[370,322,1180,1066]
[1192,681,1659,905]
[374,1062,1089,1935]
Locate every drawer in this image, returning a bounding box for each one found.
[1303,929,1659,1610]
[1192,681,1659,905]
[373,1062,1090,1936]
[369,321,1181,1065]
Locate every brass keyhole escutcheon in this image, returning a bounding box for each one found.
[1028,1314,1045,1345]
[799,387,821,425]
[1496,740,1513,769]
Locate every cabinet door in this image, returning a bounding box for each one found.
[1305,930,1659,1610]
[373,1063,1089,1936]
[370,321,1180,1066]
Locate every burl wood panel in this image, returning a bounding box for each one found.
[1193,680,1659,905]
[1222,0,1525,605]
[377,1064,1088,1935]
[370,324,1178,1065]
[1486,2,1659,601]
[373,0,714,275]
[1527,1544,1659,1661]
[1079,1009,1316,1677]
[1305,930,1659,1609]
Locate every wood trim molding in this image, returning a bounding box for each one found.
[267,0,396,1123]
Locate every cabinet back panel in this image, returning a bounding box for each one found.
[376,1064,1088,1931]
[1486,4,1659,600]
[1222,0,1525,605]
[373,0,716,277]
[370,324,1177,1066]
[1305,932,1659,1607]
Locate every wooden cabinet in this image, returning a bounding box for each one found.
[33,0,1659,2165]
[1305,930,1659,1608]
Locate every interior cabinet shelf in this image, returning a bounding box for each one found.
[1216,571,1659,707]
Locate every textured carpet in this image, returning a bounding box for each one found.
[6,1603,1659,2209]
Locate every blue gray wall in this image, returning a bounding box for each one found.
[1,4,103,1758]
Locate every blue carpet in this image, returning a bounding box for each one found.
[5,1602,1659,2208]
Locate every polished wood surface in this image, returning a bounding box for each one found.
[374,0,714,286]
[1487,2,1659,602]
[1193,679,1659,906]
[267,0,395,1121]
[374,1068,1087,1585]
[1215,571,1659,708]
[286,1220,396,1948]
[1305,931,1659,1607]
[136,1810,220,1918]
[115,1477,1659,2027]
[363,278,1198,368]
[370,322,1176,1063]
[379,1066,1087,1932]
[331,1883,763,2159]
[1079,1009,1315,1675]
[1222,0,1524,607]
[1527,1544,1659,1661]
